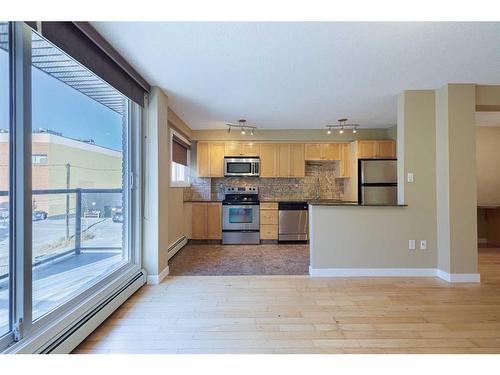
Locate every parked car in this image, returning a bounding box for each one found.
[112,211,123,223]
[32,210,48,221]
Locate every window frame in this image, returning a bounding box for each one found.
[0,22,144,353]
[169,128,191,187]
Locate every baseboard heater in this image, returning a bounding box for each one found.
[167,235,187,261]
[40,271,146,354]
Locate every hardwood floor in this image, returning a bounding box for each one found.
[169,243,309,275]
[73,248,500,354]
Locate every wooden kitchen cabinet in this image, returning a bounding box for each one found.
[196,142,225,177]
[224,142,260,157]
[209,143,225,177]
[191,202,208,239]
[260,202,278,240]
[357,140,396,159]
[277,144,291,177]
[305,143,341,161]
[339,143,351,178]
[206,203,222,239]
[196,142,210,177]
[290,143,305,177]
[377,140,396,158]
[260,143,278,177]
[191,202,222,240]
[278,143,305,177]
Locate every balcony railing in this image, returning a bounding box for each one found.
[0,188,123,279]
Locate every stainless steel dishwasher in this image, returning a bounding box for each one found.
[278,202,309,242]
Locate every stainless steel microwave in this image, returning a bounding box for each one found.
[224,157,260,177]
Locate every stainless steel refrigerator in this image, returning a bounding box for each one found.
[358,159,397,205]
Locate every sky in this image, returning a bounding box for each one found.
[0,48,124,151]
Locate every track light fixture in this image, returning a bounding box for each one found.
[326,118,359,135]
[226,119,257,136]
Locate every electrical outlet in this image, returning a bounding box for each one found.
[407,172,414,183]
[420,240,427,250]
[409,240,416,250]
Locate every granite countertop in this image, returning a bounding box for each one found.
[308,201,407,207]
[183,199,222,203]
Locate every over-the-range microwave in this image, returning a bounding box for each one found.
[224,157,260,177]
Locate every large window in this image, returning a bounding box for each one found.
[0,22,143,352]
[0,22,10,338]
[30,30,130,321]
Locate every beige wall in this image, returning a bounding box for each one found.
[310,90,437,270]
[192,128,392,142]
[143,87,170,276]
[476,126,500,206]
[436,84,477,274]
[167,108,193,246]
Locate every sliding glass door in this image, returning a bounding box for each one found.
[0,22,142,351]
[0,21,11,340]
[30,29,130,322]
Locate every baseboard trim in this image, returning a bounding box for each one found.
[309,266,436,277]
[146,265,170,284]
[309,266,481,283]
[436,270,481,283]
[167,236,188,261]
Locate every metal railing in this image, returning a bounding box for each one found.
[0,188,123,279]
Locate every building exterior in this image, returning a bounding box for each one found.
[0,131,123,217]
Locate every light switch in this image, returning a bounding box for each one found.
[407,172,414,183]
[409,240,416,250]
[420,240,427,250]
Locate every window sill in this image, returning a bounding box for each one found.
[170,183,191,188]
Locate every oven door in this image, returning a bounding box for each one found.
[222,204,260,231]
[224,158,259,177]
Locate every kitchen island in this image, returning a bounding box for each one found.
[307,202,440,277]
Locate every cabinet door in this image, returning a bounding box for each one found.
[209,143,225,177]
[224,142,241,156]
[305,144,322,161]
[206,203,222,239]
[339,143,351,178]
[196,142,210,177]
[377,140,396,158]
[241,143,260,156]
[191,203,207,239]
[277,144,291,177]
[322,143,341,160]
[357,141,377,158]
[260,143,277,177]
[290,143,305,177]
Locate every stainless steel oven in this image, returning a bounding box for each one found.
[222,187,260,244]
[222,204,260,231]
[224,157,260,177]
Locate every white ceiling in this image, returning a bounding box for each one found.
[92,22,500,130]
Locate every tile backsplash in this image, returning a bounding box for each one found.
[184,162,344,201]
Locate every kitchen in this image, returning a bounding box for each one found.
[169,125,397,276]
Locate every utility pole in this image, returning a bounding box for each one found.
[66,163,70,242]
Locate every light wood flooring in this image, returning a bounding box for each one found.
[73,248,500,354]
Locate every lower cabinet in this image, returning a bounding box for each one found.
[191,202,222,240]
[260,202,278,240]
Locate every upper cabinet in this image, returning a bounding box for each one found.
[305,143,341,161]
[224,142,260,157]
[339,143,351,178]
[357,140,396,159]
[260,143,278,177]
[196,141,225,177]
[278,143,305,178]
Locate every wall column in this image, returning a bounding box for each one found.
[142,87,170,282]
[435,84,479,281]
